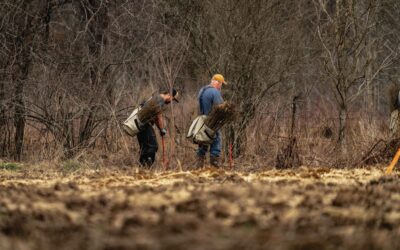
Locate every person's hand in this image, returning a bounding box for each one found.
[159,128,167,137]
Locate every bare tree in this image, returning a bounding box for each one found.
[184,0,303,156]
[313,0,394,153]
[0,1,54,160]
[17,0,190,159]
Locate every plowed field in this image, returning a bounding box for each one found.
[1,166,400,250]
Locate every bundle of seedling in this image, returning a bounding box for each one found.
[137,98,163,124]
[204,102,237,131]
[187,101,236,145]
[123,98,163,137]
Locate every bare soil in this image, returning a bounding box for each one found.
[1,166,400,250]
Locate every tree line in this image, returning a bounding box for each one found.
[0,0,399,166]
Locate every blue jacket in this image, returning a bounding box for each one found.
[198,86,224,115]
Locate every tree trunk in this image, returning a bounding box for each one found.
[13,40,31,161]
[338,104,347,153]
[72,0,109,157]
[10,1,33,160]
[0,70,8,156]
[14,78,26,161]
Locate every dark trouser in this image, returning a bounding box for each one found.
[137,124,158,167]
[197,131,222,157]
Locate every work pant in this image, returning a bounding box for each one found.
[137,124,158,167]
[197,131,221,157]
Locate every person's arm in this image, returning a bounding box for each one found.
[213,89,224,105]
[155,113,167,136]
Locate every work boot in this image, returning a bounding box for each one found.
[210,156,220,168]
[195,155,205,169]
[140,157,153,169]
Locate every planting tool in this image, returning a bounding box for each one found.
[386,148,400,174]
[162,136,166,170]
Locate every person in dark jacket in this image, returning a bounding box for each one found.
[137,88,179,167]
[196,74,227,168]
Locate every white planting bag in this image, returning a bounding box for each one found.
[187,115,216,145]
[122,107,143,136]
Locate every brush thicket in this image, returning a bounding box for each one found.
[204,102,237,131]
[137,98,162,124]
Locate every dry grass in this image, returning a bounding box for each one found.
[10,86,393,169]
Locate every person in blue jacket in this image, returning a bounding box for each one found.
[196,74,227,168]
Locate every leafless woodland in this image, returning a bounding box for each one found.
[3,2,400,250]
[1,0,400,168]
